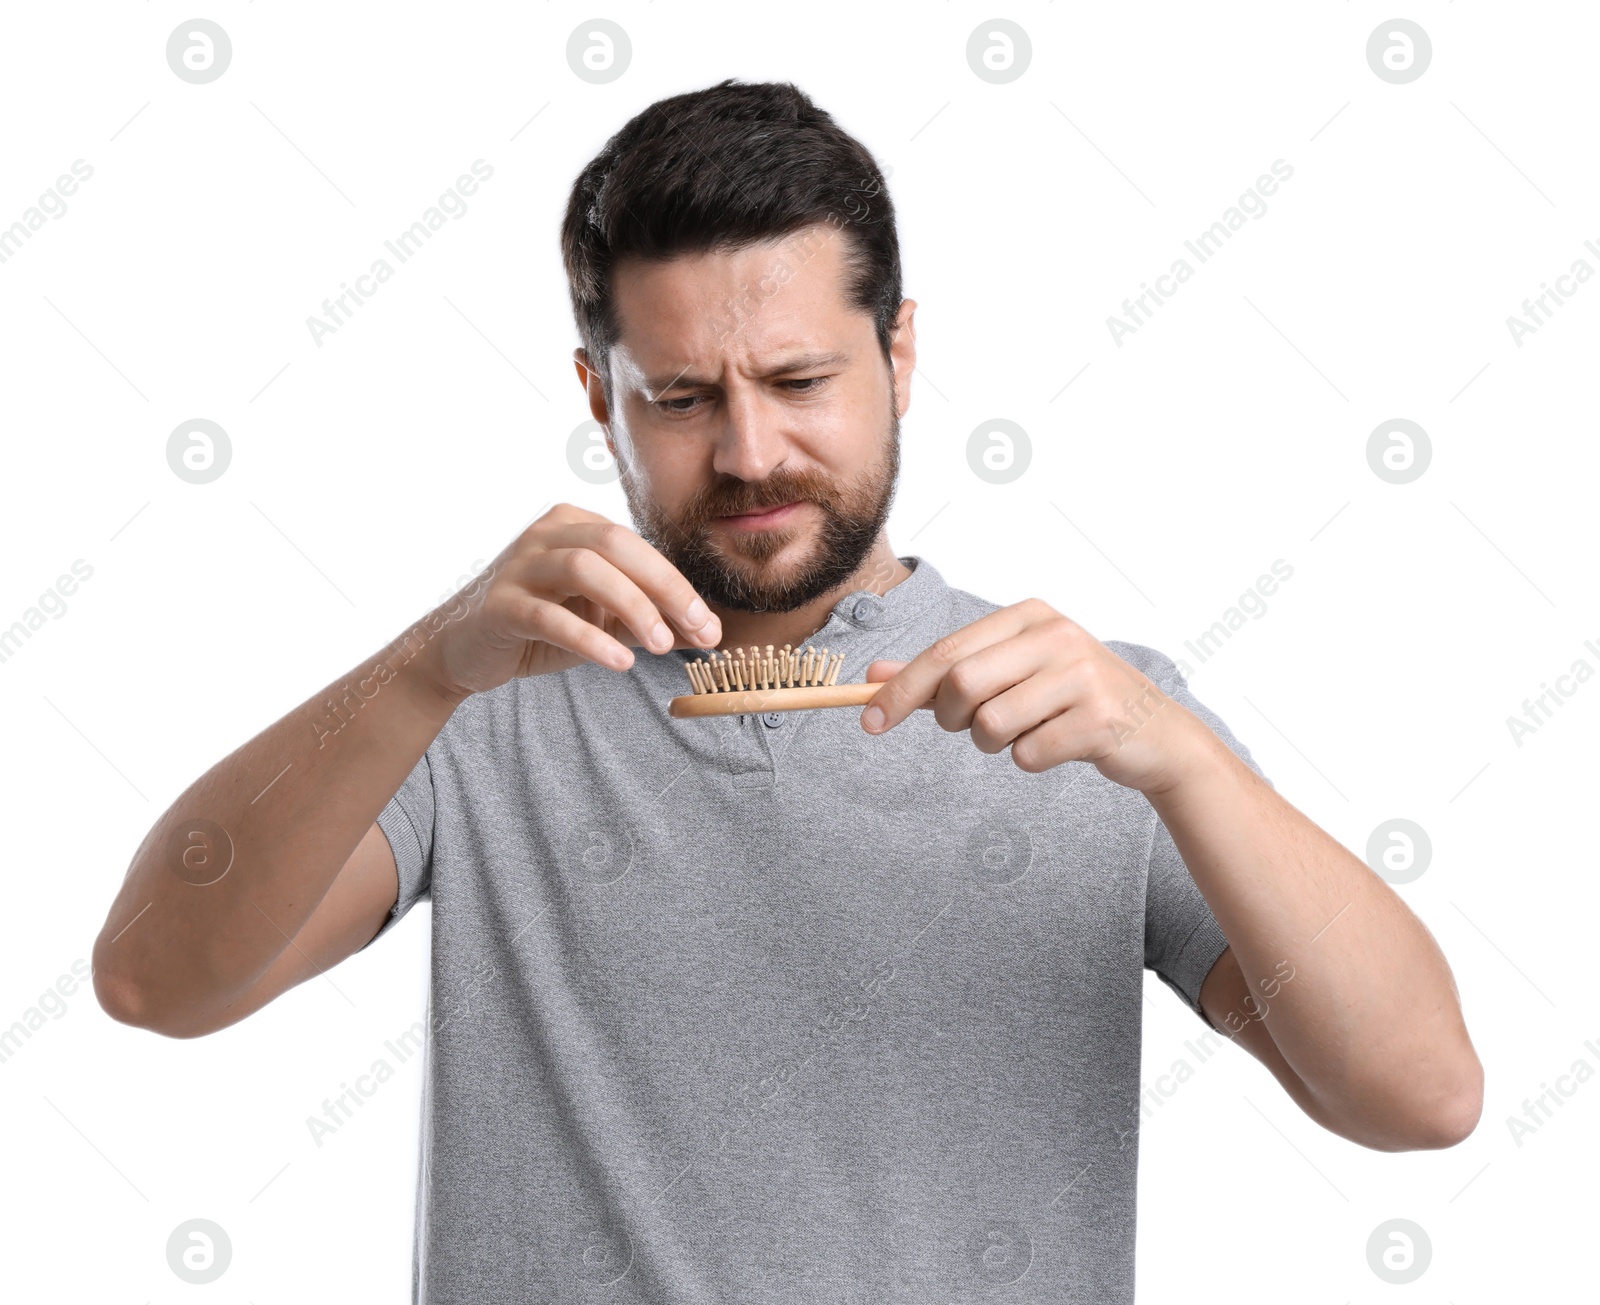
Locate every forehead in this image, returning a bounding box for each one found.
[609,221,863,382]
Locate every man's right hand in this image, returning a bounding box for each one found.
[420,502,723,702]
[93,500,722,1037]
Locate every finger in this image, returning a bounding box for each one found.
[861,605,1034,733]
[497,591,637,671]
[1007,710,1099,774]
[1001,662,1169,769]
[533,547,692,655]
[962,664,1081,755]
[569,593,720,654]
[548,519,722,647]
[864,659,935,711]
[929,633,1056,736]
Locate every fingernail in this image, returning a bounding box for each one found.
[686,598,709,626]
[651,622,671,649]
[862,705,885,732]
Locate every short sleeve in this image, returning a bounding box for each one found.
[360,747,436,951]
[1129,647,1273,1025]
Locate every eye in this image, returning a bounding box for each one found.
[654,394,705,416]
[653,377,829,416]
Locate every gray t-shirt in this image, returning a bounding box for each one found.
[361,554,1267,1303]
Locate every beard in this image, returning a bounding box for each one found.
[619,403,900,613]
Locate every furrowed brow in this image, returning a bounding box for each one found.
[642,350,850,397]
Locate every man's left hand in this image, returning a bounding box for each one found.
[860,598,1214,795]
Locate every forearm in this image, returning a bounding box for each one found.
[1147,722,1482,1148]
[93,619,465,1027]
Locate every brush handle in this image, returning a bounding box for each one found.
[668,681,883,719]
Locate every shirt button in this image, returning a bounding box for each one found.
[762,711,784,728]
[852,598,877,623]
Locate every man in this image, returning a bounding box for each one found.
[94,79,1482,1302]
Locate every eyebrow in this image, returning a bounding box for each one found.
[642,350,851,398]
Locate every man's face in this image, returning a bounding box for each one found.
[592,223,911,613]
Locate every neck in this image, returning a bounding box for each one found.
[706,535,912,652]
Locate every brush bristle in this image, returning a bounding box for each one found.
[682,642,844,694]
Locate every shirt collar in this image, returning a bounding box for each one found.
[819,553,942,633]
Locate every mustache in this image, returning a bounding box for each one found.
[682,471,841,524]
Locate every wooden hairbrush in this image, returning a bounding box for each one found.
[668,641,882,718]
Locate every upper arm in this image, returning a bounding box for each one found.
[165,821,400,1037]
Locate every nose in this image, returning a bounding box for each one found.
[711,385,790,482]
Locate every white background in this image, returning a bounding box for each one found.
[1,1,1593,1299]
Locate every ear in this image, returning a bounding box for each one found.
[888,299,917,418]
[573,348,612,428]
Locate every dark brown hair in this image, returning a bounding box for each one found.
[561,78,901,405]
